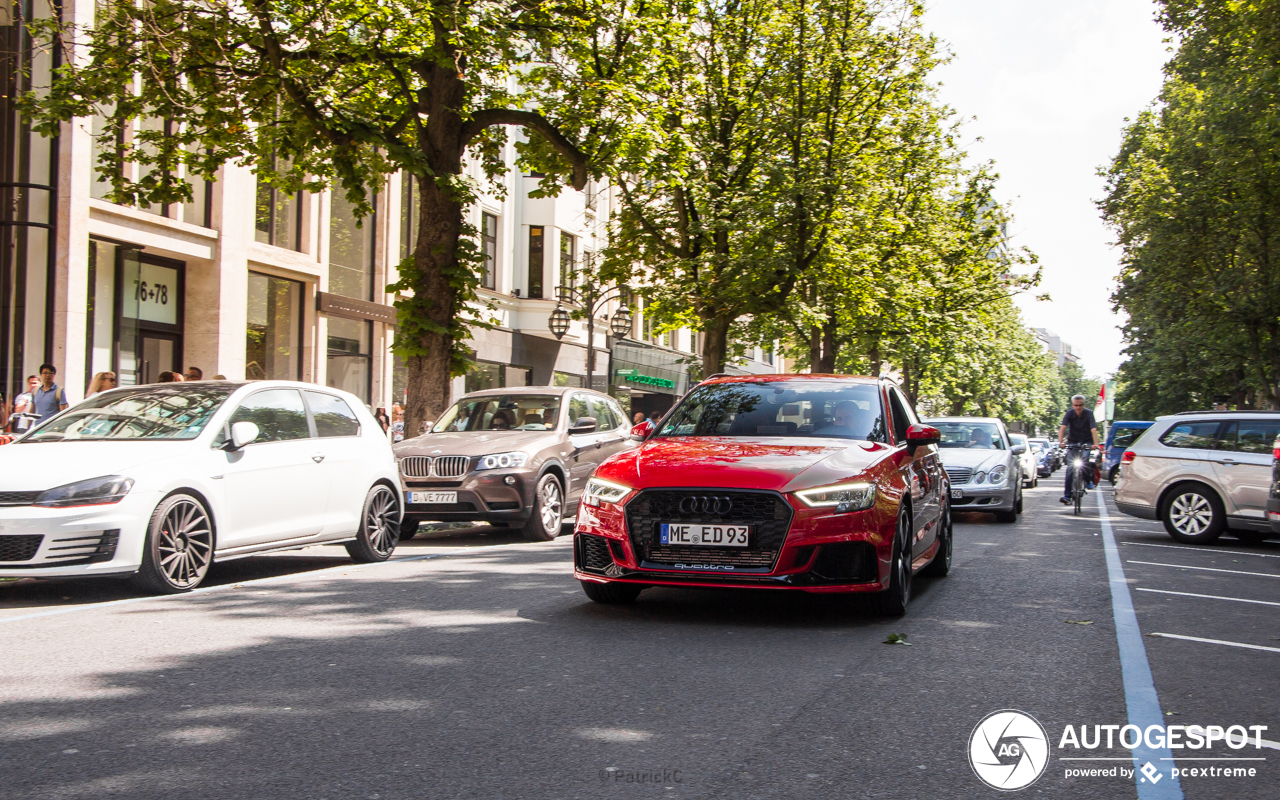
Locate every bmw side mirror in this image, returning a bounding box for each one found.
[569,416,598,435]
[629,420,655,441]
[904,423,940,453]
[222,421,259,451]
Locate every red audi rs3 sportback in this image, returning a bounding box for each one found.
[573,374,951,616]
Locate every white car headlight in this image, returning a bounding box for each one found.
[795,482,876,511]
[973,471,987,484]
[477,452,529,470]
[988,466,1008,484]
[583,477,632,508]
[34,475,134,508]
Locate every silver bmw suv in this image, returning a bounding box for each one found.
[1113,411,1280,544]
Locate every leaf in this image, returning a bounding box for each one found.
[883,633,912,645]
[1064,620,1094,625]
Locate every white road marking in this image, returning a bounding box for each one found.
[1126,561,1280,579]
[1135,587,1280,608]
[1147,632,1280,654]
[1123,542,1280,559]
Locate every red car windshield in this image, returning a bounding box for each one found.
[656,381,887,441]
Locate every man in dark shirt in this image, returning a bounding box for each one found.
[1058,394,1100,503]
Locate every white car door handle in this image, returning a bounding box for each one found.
[312,455,325,463]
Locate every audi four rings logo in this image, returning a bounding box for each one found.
[679,495,733,515]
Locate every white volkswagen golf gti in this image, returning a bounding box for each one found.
[0,381,402,593]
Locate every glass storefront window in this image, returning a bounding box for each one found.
[255,154,301,249]
[527,226,544,299]
[330,192,374,300]
[85,240,118,385]
[400,175,418,261]
[246,272,303,380]
[553,371,583,388]
[465,361,501,394]
[482,212,497,290]
[327,316,372,402]
[560,232,576,291]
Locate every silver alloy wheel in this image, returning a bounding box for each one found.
[157,498,213,589]
[540,478,563,534]
[365,485,400,555]
[1169,492,1213,536]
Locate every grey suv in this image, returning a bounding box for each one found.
[1114,411,1280,544]
[393,387,635,541]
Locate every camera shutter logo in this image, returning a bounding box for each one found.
[968,710,1050,791]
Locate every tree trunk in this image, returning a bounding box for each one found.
[700,316,732,377]
[401,67,467,438]
[816,315,838,373]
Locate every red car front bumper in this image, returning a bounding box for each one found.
[573,488,900,594]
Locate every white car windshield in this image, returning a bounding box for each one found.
[656,381,887,441]
[433,395,562,432]
[21,385,234,442]
[930,421,1008,450]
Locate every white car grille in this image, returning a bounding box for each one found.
[945,467,973,485]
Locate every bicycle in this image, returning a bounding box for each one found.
[1064,444,1094,516]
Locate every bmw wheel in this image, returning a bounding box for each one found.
[521,474,563,542]
[346,484,401,562]
[871,508,913,617]
[132,493,215,594]
[1161,484,1225,544]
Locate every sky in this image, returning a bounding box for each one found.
[922,0,1172,378]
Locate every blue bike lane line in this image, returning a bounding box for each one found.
[1096,489,1185,800]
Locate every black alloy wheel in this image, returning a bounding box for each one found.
[521,474,564,542]
[346,484,401,562]
[871,507,913,617]
[921,501,952,578]
[580,580,643,604]
[132,493,215,594]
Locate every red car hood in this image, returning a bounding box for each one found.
[596,436,893,493]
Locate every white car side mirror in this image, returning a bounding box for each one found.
[226,421,260,451]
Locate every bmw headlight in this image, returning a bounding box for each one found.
[795,482,876,512]
[477,452,529,470]
[583,477,632,508]
[34,475,134,508]
[988,466,1008,484]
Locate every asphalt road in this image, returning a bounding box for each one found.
[1,482,1276,799]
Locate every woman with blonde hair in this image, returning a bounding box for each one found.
[87,371,117,396]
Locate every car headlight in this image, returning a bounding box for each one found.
[973,471,987,484]
[988,466,1007,484]
[583,477,632,508]
[477,452,529,470]
[795,482,876,512]
[34,475,134,508]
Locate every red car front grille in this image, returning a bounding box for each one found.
[624,489,793,571]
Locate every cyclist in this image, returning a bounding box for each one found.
[1059,394,1100,505]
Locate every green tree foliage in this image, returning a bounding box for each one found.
[22,0,592,433]
[1103,0,1280,417]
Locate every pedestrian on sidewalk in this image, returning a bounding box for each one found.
[32,364,68,423]
[374,407,391,436]
[12,375,37,416]
[185,366,203,381]
[87,372,117,396]
[157,371,183,383]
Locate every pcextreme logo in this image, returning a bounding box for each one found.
[968,710,1051,791]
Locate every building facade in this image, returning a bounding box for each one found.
[0,4,779,416]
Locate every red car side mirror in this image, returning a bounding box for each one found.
[905,423,941,452]
[629,420,655,441]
